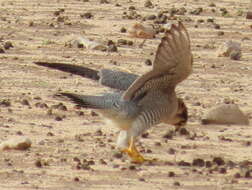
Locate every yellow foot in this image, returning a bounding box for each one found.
[122,137,157,164]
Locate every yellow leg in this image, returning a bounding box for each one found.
[122,137,148,164]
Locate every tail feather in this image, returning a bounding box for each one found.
[58,92,120,109]
[34,62,99,80]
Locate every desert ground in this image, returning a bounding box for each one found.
[0,0,252,189]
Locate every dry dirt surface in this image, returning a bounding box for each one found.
[1,0,252,189]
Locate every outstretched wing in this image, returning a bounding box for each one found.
[122,22,192,101]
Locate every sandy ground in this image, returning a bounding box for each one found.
[0,0,252,189]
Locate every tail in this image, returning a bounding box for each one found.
[58,92,121,109]
[34,62,139,90]
[34,62,99,80]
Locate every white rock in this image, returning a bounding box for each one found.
[201,104,249,125]
[0,136,32,151]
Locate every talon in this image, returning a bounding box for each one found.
[122,137,156,164]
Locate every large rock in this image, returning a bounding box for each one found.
[201,104,249,125]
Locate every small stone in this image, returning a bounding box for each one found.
[21,99,30,106]
[217,31,224,36]
[192,158,205,167]
[141,132,149,138]
[178,160,191,167]
[139,177,145,181]
[55,116,63,121]
[107,44,117,52]
[144,59,152,66]
[4,41,14,49]
[146,15,156,20]
[90,111,98,116]
[0,46,5,53]
[120,27,127,33]
[144,0,153,8]
[168,148,176,154]
[0,99,11,107]
[190,7,203,15]
[230,50,241,60]
[219,167,227,174]
[163,130,174,139]
[213,23,220,29]
[129,165,136,170]
[246,12,252,19]
[213,157,225,166]
[35,160,43,168]
[128,6,136,10]
[117,39,127,45]
[234,172,241,178]
[245,170,251,178]
[168,171,175,177]
[80,12,93,19]
[205,161,212,168]
[173,181,180,186]
[179,128,189,135]
[113,152,123,159]
[100,0,109,4]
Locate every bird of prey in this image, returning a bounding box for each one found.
[34,22,192,163]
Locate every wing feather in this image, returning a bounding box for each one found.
[123,22,192,101]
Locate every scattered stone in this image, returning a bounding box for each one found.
[144,59,152,66]
[0,99,11,107]
[120,27,127,33]
[173,181,180,186]
[128,6,136,10]
[0,46,5,53]
[168,148,176,154]
[192,158,205,167]
[178,127,189,136]
[217,31,224,36]
[100,0,109,4]
[144,0,153,8]
[201,104,249,125]
[246,12,252,19]
[219,167,227,174]
[70,36,107,51]
[35,159,43,168]
[90,111,98,116]
[113,152,123,159]
[3,41,13,49]
[163,130,174,139]
[0,136,32,151]
[21,99,30,106]
[107,44,118,52]
[80,12,93,19]
[168,171,175,177]
[217,40,241,60]
[128,23,155,39]
[190,7,203,15]
[145,14,156,20]
[129,165,136,170]
[178,160,191,167]
[205,161,212,168]
[213,157,225,166]
[213,23,220,29]
[234,172,241,178]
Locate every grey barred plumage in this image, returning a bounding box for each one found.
[34,21,192,163]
